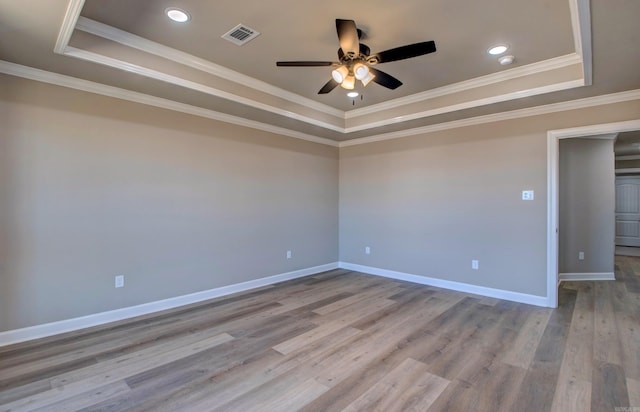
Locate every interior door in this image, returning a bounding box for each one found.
[616,176,640,246]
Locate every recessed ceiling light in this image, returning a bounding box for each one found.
[498,55,515,65]
[488,44,508,55]
[165,7,190,23]
[347,92,359,98]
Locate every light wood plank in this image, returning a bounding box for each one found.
[342,358,449,412]
[0,262,638,411]
[591,361,630,411]
[627,377,640,407]
[0,333,233,412]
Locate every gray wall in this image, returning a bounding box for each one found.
[559,138,615,274]
[339,123,548,296]
[0,75,339,331]
[340,103,640,298]
[2,72,640,332]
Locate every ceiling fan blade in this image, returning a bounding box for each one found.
[336,19,359,57]
[369,67,403,89]
[277,61,335,67]
[318,79,339,94]
[370,41,436,64]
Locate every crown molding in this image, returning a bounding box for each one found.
[76,15,586,127]
[343,78,585,133]
[54,0,86,54]
[616,155,640,161]
[63,42,586,135]
[3,59,638,150]
[75,13,589,124]
[0,60,339,147]
[53,0,592,135]
[569,0,593,86]
[345,53,583,120]
[339,89,640,147]
[63,46,345,134]
[74,17,344,119]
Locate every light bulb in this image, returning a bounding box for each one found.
[331,66,349,83]
[165,8,190,23]
[340,75,356,90]
[360,71,375,87]
[488,44,508,55]
[353,62,369,80]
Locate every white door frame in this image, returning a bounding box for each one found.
[547,119,640,308]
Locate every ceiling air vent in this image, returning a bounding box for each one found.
[221,24,261,46]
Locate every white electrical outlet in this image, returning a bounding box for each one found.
[578,251,584,260]
[472,260,479,270]
[286,250,292,259]
[365,246,371,255]
[115,275,124,288]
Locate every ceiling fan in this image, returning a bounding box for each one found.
[276,19,436,94]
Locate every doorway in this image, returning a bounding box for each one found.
[547,119,640,308]
[614,132,640,256]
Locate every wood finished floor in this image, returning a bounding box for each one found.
[1,257,639,411]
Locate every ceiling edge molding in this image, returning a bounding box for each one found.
[616,155,640,161]
[569,0,593,86]
[54,0,86,54]
[3,59,635,151]
[63,46,345,134]
[0,60,339,148]
[344,54,583,119]
[339,89,640,147]
[62,40,585,135]
[75,17,344,119]
[344,79,585,133]
[74,15,586,126]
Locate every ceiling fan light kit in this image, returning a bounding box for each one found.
[360,71,376,86]
[353,62,369,80]
[331,65,349,83]
[276,18,436,95]
[340,75,356,90]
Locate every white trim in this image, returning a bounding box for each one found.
[74,16,585,126]
[0,61,339,147]
[56,3,592,132]
[338,262,550,307]
[345,53,582,119]
[68,22,585,134]
[62,47,345,134]
[53,0,85,54]
[74,17,343,119]
[0,262,339,347]
[616,168,640,175]
[3,60,640,149]
[616,155,640,161]
[547,133,559,308]
[344,79,585,133]
[340,90,640,147]
[547,119,640,310]
[569,0,593,85]
[559,272,615,282]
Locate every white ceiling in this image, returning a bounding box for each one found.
[0,0,639,143]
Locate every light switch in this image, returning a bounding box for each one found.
[522,190,534,200]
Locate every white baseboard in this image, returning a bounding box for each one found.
[339,262,551,307]
[559,272,615,282]
[0,262,339,347]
